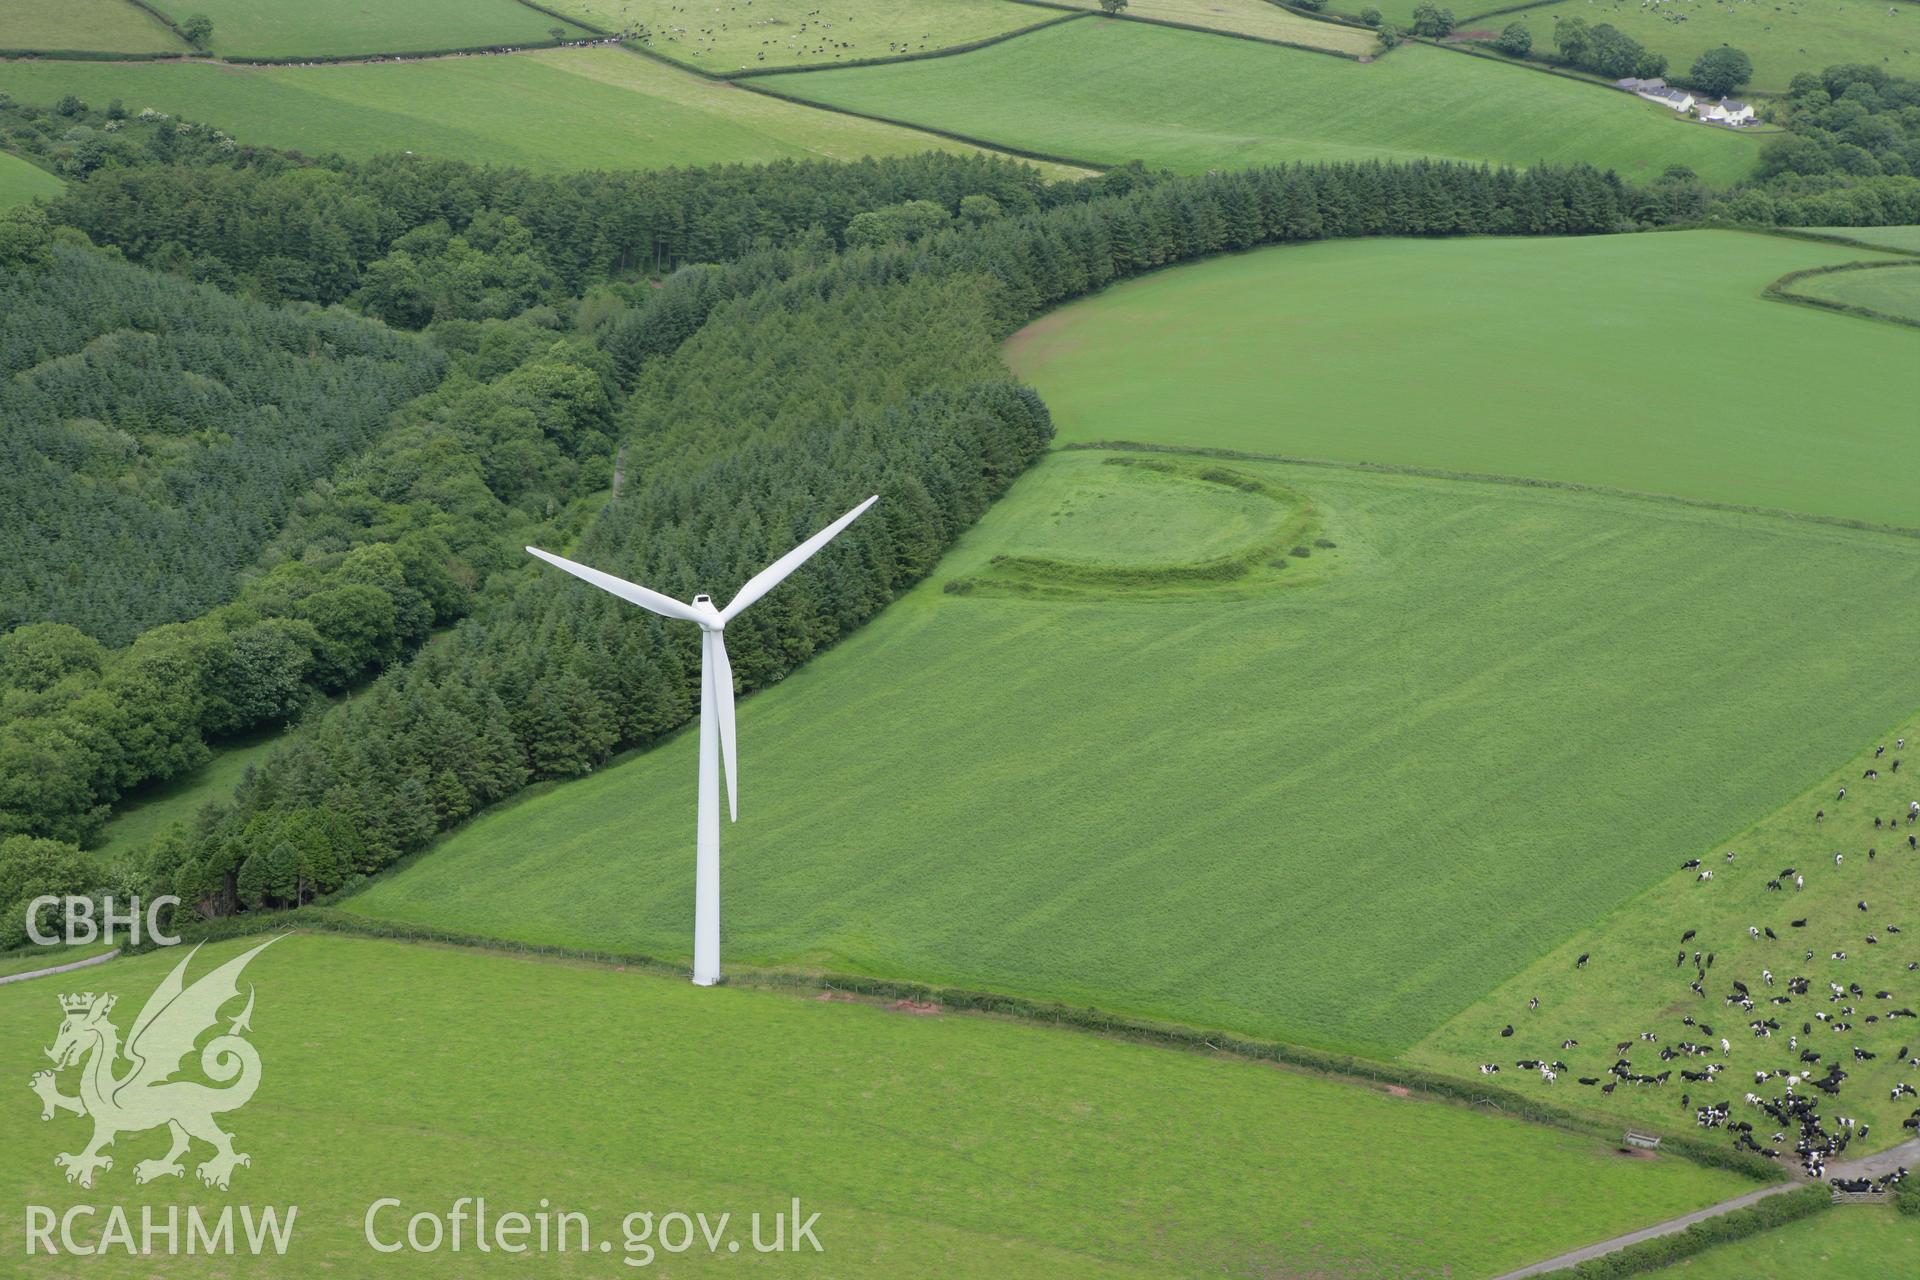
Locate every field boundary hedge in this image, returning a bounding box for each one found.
[730,76,1105,172]
[217,36,603,67]
[122,0,194,50]
[1007,0,1372,61]
[106,907,1782,1183]
[1764,259,1920,330]
[1764,227,1920,258]
[1061,441,1920,542]
[0,50,189,62]
[1454,0,1563,26]
[1553,1185,1831,1279]
[1261,0,1384,33]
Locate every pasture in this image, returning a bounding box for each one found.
[89,731,281,865]
[544,0,1048,73]
[1005,232,1920,528]
[0,933,1751,1275]
[1465,0,1918,95]
[0,0,181,52]
[1051,0,1381,56]
[0,150,59,209]
[141,0,592,58]
[1785,262,1920,325]
[347,450,1920,1057]
[1640,1204,1920,1277]
[756,19,1764,181]
[0,49,1076,174]
[1412,712,1920,1155]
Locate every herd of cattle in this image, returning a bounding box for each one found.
[1482,741,1918,1193]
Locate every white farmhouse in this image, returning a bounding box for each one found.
[1698,98,1756,126]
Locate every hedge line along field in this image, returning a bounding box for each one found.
[1462,0,1918,95]
[0,151,60,209]
[347,451,1920,1057]
[1789,262,1920,324]
[544,0,1049,73]
[1005,232,1920,529]
[756,17,1764,182]
[1051,0,1381,56]
[1802,225,1920,254]
[0,49,1079,174]
[0,0,182,53]
[0,934,1753,1276]
[1641,1205,1920,1278]
[141,0,592,58]
[1411,714,1920,1155]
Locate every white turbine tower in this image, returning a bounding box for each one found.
[525,495,877,986]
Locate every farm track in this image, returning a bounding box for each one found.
[0,948,119,986]
[1493,1138,1920,1278]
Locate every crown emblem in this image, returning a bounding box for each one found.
[59,992,100,1015]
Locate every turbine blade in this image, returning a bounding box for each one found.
[719,495,878,625]
[525,547,704,625]
[710,632,738,822]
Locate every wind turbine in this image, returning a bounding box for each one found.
[525,495,878,986]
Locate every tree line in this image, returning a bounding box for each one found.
[44,141,1084,316]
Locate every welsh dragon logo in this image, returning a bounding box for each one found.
[29,938,279,1190]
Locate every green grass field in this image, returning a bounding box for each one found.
[1788,262,1920,325]
[1005,232,1920,528]
[1413,710,1920,1153]
[0,0,180,53]
[0,934,1752,1275]
[1460,0,1919,95]
[0,49,1080,174]
[143,0,591,58]
[90,731,282,866]
[1053,0,1380,56]
[347,447,1920,1057]
[0,149,60,209]
[1801,225,1920,254]
[1641,1204,1920,1277]
[757,18,1763,181]
[545,0,1049,73]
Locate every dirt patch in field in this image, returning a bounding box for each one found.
[886,999,941,1016]
[1002,307,1087,368]
[813,990,856,1002]
[1613,1146,1660,1160]
[1382,1084,1414,1098]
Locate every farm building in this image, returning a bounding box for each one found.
[1615,77,1695,112]
[1698,97,1755,125]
